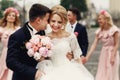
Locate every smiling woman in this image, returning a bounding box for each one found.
[0,7,20,80]
[36,5,94,80]
[84,10,120,80]
[49,9,67,33]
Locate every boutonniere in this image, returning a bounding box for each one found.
[74,32,79,37]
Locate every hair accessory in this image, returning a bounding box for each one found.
[4,7,20,17]
[100,10,106,15]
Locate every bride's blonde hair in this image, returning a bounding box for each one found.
[50,5,68,30]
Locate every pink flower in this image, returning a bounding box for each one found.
[39,47,48,57]
[37,43,42,48]
[26,35,53,60]
[34,52,41,60]
[25,42,33,49]
[41,37,51,45]
[4,7,20,17]
[27,49,34,57]
[100,10,106,15]
[46,44,52,49]
[30,35,40,44]
[33,45,39,52]
[74,32,79,37]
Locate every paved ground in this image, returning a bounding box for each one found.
[0,28,119,78]
[85,28,120,78]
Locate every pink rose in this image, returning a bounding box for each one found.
[46,44,51,49]
[33,45,39,52]
[25,35,53,61]
[100,10,106,15]
[39,47,48,57]
[74,32,79,37]
[27,49,34,57]
[30,35,40,44]
[25,42,33,49]
[34,52,41,60]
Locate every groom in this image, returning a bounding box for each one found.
[6,4,51,80]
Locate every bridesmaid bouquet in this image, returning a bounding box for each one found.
[25,35,53,60]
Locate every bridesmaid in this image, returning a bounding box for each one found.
[0,7,21,80]
[84,10,120,80]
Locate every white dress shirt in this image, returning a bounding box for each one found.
[28,23,37,36]
[66,21,77,33]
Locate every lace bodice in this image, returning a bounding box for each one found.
[37,34,94,80]
[50,33,82,66]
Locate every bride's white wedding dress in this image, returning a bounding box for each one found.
[37,33,94,80]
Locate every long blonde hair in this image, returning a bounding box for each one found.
[98,10,113,27]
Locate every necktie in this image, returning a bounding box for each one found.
[36,30,45,35]
[71,26,73,28]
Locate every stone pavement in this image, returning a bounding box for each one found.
[85,28,120,78]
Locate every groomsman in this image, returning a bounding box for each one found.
[6,4,51,80]
[66,7,89,57]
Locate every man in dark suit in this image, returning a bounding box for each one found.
[6,4,51,80]
[66,7,88,57]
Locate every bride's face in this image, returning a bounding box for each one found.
[49,14,63,32]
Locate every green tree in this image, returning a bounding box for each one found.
[0,11,3,18]
[60,0,88,12]
[0,0,14,18]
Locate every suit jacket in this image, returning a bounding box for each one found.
[74,23,88,56]
[6,22,45,80]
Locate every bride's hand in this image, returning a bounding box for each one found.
[38,56,45,62]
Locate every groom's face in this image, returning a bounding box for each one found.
[38,13,50,31]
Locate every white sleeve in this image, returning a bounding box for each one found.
[70,33,82,59]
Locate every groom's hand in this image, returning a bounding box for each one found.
[81,56,88,64]
[66,52,74,61]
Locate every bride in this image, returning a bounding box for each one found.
[36,5,94,80]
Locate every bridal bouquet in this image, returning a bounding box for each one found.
[25,35,53,60]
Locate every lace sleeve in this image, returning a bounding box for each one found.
[70,33,82,59]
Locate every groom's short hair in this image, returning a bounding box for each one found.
[68,7,81,21]
[29,3,51,22]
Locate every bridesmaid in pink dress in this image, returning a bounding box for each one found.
[84,10,120,80]
[0,7,20,80]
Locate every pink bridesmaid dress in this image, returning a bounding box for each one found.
[0,27,20,80]
[95,25,120,80]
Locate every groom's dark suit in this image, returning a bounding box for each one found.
[6,22,45,80]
